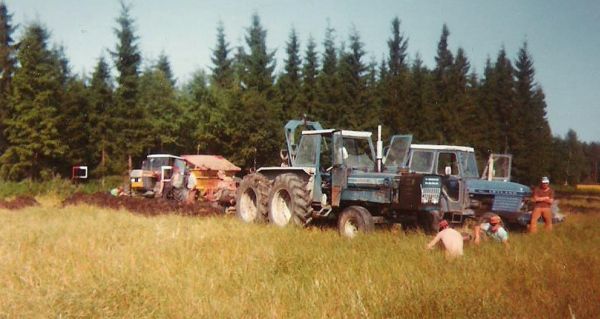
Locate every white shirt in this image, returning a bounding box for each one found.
[480,223,509,242]
[427,228,464,257]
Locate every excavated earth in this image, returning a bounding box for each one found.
[0,196,40,210]
[62,192,223,217]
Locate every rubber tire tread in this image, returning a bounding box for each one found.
[337,206,375,237]
[235,173,270,223]
[419,209,442,234]
[267,173,312,227]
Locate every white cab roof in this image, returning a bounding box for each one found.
[147,154,184,160]
[411,144,475,152]
[302,129,372,138]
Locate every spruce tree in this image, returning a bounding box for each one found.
[187,68,240,159]
[225,14,280,168]
[364,57,381,130]
[406,54,436,142]
[60,76,92,172]
[433,24,455,143]
[477,57,502,154]
[299,35,319,118]
[337,27,371,130]
[0,24,66,180]
[50,45,93,174]
[110,0,144,169]
[0,2,16,153]
[138,64,181,154]
[448,47,472,144]
[492,48,517,154]
[381,17,409,137]
[464,70,485,149]
[315,23,341,127]
[276,28,302,119]
[88,56,115,177]
[513,42,552,183]
[156,52,175,86]
[240,14,276,93]
[210,21,233,88]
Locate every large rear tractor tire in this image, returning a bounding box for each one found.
[267,173,312,227]
[235,173,270,223]
[337,206,375,238]
[418,209,443,234]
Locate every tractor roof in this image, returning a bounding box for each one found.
[411,144,475,152]
[302,129,372,138]
[182,155,241,172]
[147,154,184,159]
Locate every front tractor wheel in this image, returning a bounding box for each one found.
[235,173,270,223]
[337,206,375,238]
[268,174,311,227]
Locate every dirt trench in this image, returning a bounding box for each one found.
[62,192,223,217]
[0,196,40,210]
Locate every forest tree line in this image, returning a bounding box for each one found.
[0,2,598,186]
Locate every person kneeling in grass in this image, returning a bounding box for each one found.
[427,220,464,257]
[474,214,509,248]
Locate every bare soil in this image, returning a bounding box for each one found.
[62,192,223,217]
[0,196,39,210]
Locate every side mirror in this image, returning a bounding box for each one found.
[444,166,452,176]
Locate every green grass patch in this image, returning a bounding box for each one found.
[0,204,598,318]
[0,176,123,199]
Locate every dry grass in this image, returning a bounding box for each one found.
[0,198,598,318]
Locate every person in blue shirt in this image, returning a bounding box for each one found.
[474,214,509,248]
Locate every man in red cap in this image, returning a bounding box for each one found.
[530,176,554,233]
[427,219,464,257]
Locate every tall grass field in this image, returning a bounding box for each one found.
[0,196,598,318]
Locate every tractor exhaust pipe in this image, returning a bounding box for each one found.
[376,125,383,172]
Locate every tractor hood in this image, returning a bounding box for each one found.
[347,171,398,188]
[465,179,531,196]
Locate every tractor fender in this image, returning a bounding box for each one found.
[257,166,315,180]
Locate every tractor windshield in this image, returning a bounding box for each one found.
[384,135,412,171]
[342,137,375,171]
[294,134,319,167]
[146,157,170,171]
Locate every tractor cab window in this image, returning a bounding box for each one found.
[409,150,435,173]
[343,137,375,171]
[174,159,186,172]
[320,135,333,171]
[459,152,479,178]
[295,134,319,167]
[437,152,459,176]
[148,157,170,171]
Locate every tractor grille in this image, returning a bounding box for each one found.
[492,195,522,212]
[422,186,441,203]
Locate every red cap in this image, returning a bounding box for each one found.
[439,220,449,229]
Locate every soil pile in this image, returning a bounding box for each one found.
[0,196,40,210]
[62,192,223,217]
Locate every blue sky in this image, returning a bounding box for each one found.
[5,0,600,142]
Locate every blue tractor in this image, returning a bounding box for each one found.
[405,146,564,228]
[235,120,445,236]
